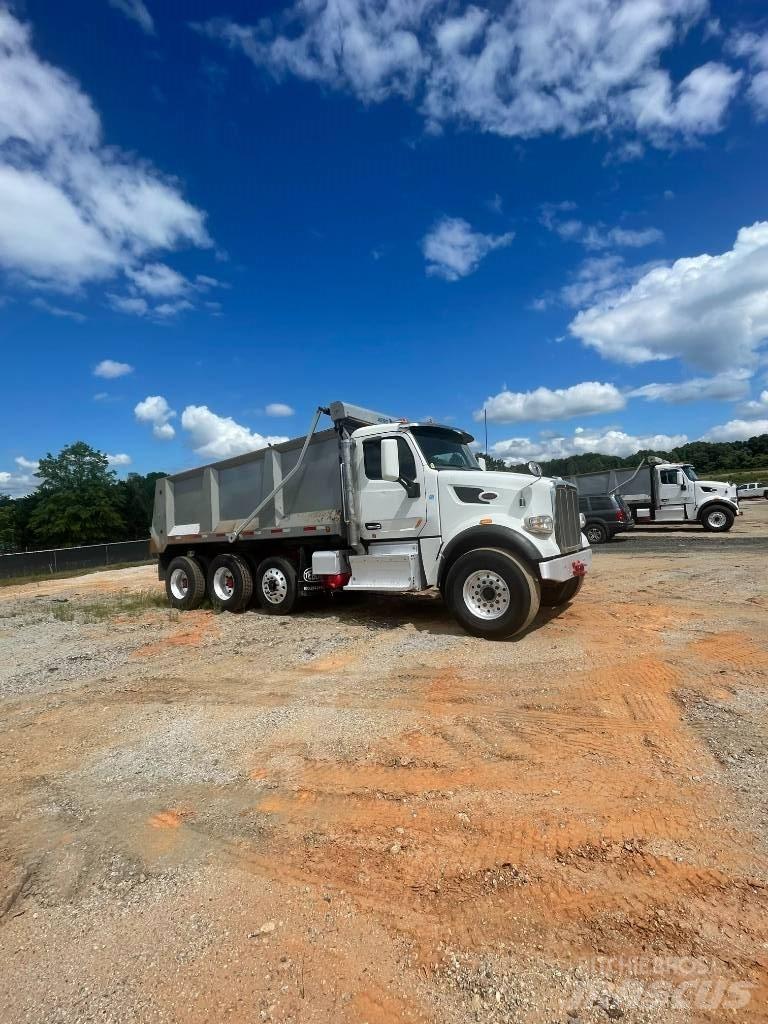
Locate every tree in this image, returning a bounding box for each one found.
[116,471,166,539]
[29,442,124,547]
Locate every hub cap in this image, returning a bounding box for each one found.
[262,567,288,605]
[213,565,236,601]
[169,568,189,600]
[708,510,727,528]
[462,570,510,620]
[586,526,603,543]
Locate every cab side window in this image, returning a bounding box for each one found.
[363,438,418,481]
[660,469,679,485]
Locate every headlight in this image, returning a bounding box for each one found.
[524,514,553,535]
[579,512,586,529]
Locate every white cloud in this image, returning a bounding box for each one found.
[154,299,194,318]
[423,217,513,281]
[94,358,133,379]
[197,1,741,146]
[492,426,687,464]
[126,262,189,297]
[700,418,768,442]
[107,452,132,467]
[630,369,751,404]
[736,390,768,418]
[108,0,154,35]
[0,469,37,497]
[31,297,86,321]
[570,222,768,371]
[108,294,149,316]
[477,382,625,423]
[541,206,664,250]
[134,394,177,440]
[265,402,295,417]
[729,31,768,118]
[180,405,288,460]
[15,455,39,471]
[0,9,208,293]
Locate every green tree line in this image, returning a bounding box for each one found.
[0,442,165,554]
[484,432,768,478]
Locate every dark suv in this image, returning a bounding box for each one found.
[578,494,633,544]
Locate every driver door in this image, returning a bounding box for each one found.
[357,436,428,541]
[658,467,685,505]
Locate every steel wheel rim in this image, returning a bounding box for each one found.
[213,565,236,601]
[586,526,603,543]
[462,570,510,620]
[708,510,727,528]
[170,568,189,600]
[262,567,288,605]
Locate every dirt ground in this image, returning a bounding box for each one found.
[1,505,767,1024]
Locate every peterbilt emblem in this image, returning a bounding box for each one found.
[479,491,498,502]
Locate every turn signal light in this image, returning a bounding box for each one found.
[322,572,351,590]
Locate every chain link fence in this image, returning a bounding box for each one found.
[0,539,152,580]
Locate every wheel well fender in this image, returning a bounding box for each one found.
[437,526,540,590]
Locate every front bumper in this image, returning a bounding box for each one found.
[538,547,592,582]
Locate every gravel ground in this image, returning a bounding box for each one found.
[1,502,767,1023]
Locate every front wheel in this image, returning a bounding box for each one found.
[540,575,584,608]
[255,556,299,615]
[701,506,734,532]
[445,547,540,639]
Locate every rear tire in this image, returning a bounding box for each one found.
[207,554,253,612]
[166,555,206,610]
[585,522,608,545]
[700,506,734,532]
[540,575,584,608]
[255,556,299,615]
[445,547,540,639]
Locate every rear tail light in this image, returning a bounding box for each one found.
[321,572,351,590]
[615,508,625,522]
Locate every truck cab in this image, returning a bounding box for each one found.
[635,462,739,531]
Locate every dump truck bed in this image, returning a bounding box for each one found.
[151,428,344,554]
[564,466,653,502]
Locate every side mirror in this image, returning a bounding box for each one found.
[381,438,400,482]
[477,457,487,472]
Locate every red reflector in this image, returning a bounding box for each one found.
[322,572,351,590]
[270,528,283,534]
[572,560,587,577]
[303,526,317,532]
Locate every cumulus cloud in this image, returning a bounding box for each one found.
[15,455,39,471]
[126,262,189,297]
[701,418,768,442]
[0,455,39,496]
[265,402,295,417]
[180,405,288,460]
[423,217,513,280]
[0,9,208,294]
[106,452,132,467]
[196,0,741,146]
[729,31,768,118]
[94,358,133,379]
[108,0,154,35]
[736,390,768,418]
[476,382,625,423]
[134,394,177,440]
[630,369,751,404]
[541,206,664,250]
[109,263,224,318]
[569,222,768,371]
[492,426,687,464]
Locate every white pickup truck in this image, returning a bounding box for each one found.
[151,401,591,639]
[736,481,768,500]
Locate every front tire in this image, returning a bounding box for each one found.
[701,506,734,532]
[255,556,299,615]
[585,522,608,545]
[207,554,253,612]
[445,547,540,639]
[540,575,584,608]
[166,555,206,610]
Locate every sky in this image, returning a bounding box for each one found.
[2,0,768,495]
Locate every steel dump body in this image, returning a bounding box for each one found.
[151,428,345,554]
[564,466,654,502]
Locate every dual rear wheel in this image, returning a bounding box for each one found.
[165,553,298,614]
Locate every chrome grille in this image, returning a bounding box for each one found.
[554,483,581,552]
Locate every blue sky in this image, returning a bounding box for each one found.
[2,0,768,494]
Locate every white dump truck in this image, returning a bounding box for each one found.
[151,402,591,638]
[566,457,740,532]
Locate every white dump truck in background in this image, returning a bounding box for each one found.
[151,401,591,639]
[565,457,740,532]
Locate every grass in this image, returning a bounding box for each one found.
[719,468,768,485]
[0,559,153,589]
[50,589,168,623]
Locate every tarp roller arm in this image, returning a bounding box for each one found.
[227,406,329,543]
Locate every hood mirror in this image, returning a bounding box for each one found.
[527,461,542,478]
[477,457,487,472]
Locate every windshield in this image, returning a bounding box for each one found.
[683,465,698,481]
[410,426,480,471]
